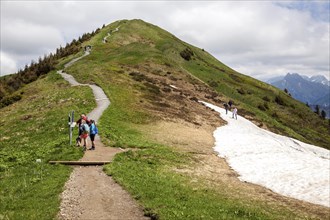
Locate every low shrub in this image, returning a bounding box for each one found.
[208,80,218,88]
[262,96,270,102]
[0,94,22,108]
[237,88,246,95]
[180,48,194,61]
[275,95,286,106]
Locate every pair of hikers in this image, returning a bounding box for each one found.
[76,114,98,151]
[223,100,233,114]
[223,100,238,120]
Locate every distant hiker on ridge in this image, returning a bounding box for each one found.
[232,107,238,120]
[223,103,229,114]
[228,100,233,110]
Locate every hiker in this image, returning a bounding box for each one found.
[75,114,84,146]
[89,120,98,150]
[223,103,229,114]
[228,100,233,109]
[80,119,90,151]
[76,114,89,146]
[232,107,238,120]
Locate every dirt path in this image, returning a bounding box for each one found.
[103,27,119,43]
[57,47,148,220]
[58,139,148,220]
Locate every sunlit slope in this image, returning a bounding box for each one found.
[1,19,329,219]
[66,19,329,149]
[0,71,94,218]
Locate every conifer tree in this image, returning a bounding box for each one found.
[321,110,326,119]
[315,105,320,115]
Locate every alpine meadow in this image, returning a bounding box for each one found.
[1,19,329,219]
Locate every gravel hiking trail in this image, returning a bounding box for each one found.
[57,49,148,219]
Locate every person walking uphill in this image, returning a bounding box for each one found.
[228,100,233,110]
[76,114,90,146]
[232,107,238,120]
[89,120,98,150]
[80,119,90,151]
[223,103,229,114]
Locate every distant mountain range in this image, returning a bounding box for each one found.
[266,73,330,117]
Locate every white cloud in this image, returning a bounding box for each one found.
[159,2,329,80]
[0,52,17,76]
[0,1,329,80]
[1,20,65,55]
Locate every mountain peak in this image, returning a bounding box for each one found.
[269,72,329,116]
[310,75,330,86]
[283,73,330,86]
[285,72,304,80]
[285,73,303,78]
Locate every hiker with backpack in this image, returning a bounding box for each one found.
[89,120,98,150]
[80,119,90,151]
[76,114,90,146]
[228,100,233,110]
[223,103,229,114]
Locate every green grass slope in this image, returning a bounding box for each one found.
[66,19,329,219]
[0,72,95,218]
[68,19,329,149]
[1,19,329,219]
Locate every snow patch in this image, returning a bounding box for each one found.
[201,101,330,207]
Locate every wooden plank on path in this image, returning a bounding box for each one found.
[49,161,111,165]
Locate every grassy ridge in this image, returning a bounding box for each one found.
[64,19,329,219]
[1,19,329,219]
[0,72,95,218]
[68,19,330,148]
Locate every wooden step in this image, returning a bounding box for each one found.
[49,161,111,165]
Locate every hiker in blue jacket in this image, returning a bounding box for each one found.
[89,120,98,150]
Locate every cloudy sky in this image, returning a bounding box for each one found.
[1,1,329,80]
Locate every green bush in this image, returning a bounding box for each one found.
[237,88,246,95]
[258,102,269,111]
[208,80,219,88]
[0,94,22,108]
[275,95,286,106]
[180,48,194,61]
[262,96,270,102]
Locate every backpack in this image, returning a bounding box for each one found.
[82,124,90,134]
[90,124,98,135]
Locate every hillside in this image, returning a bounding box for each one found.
[1,19,329,219]
[66,19,330,149]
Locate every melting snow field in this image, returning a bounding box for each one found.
[202,101,330,207]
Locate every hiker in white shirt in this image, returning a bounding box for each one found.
[232,107,238,120]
